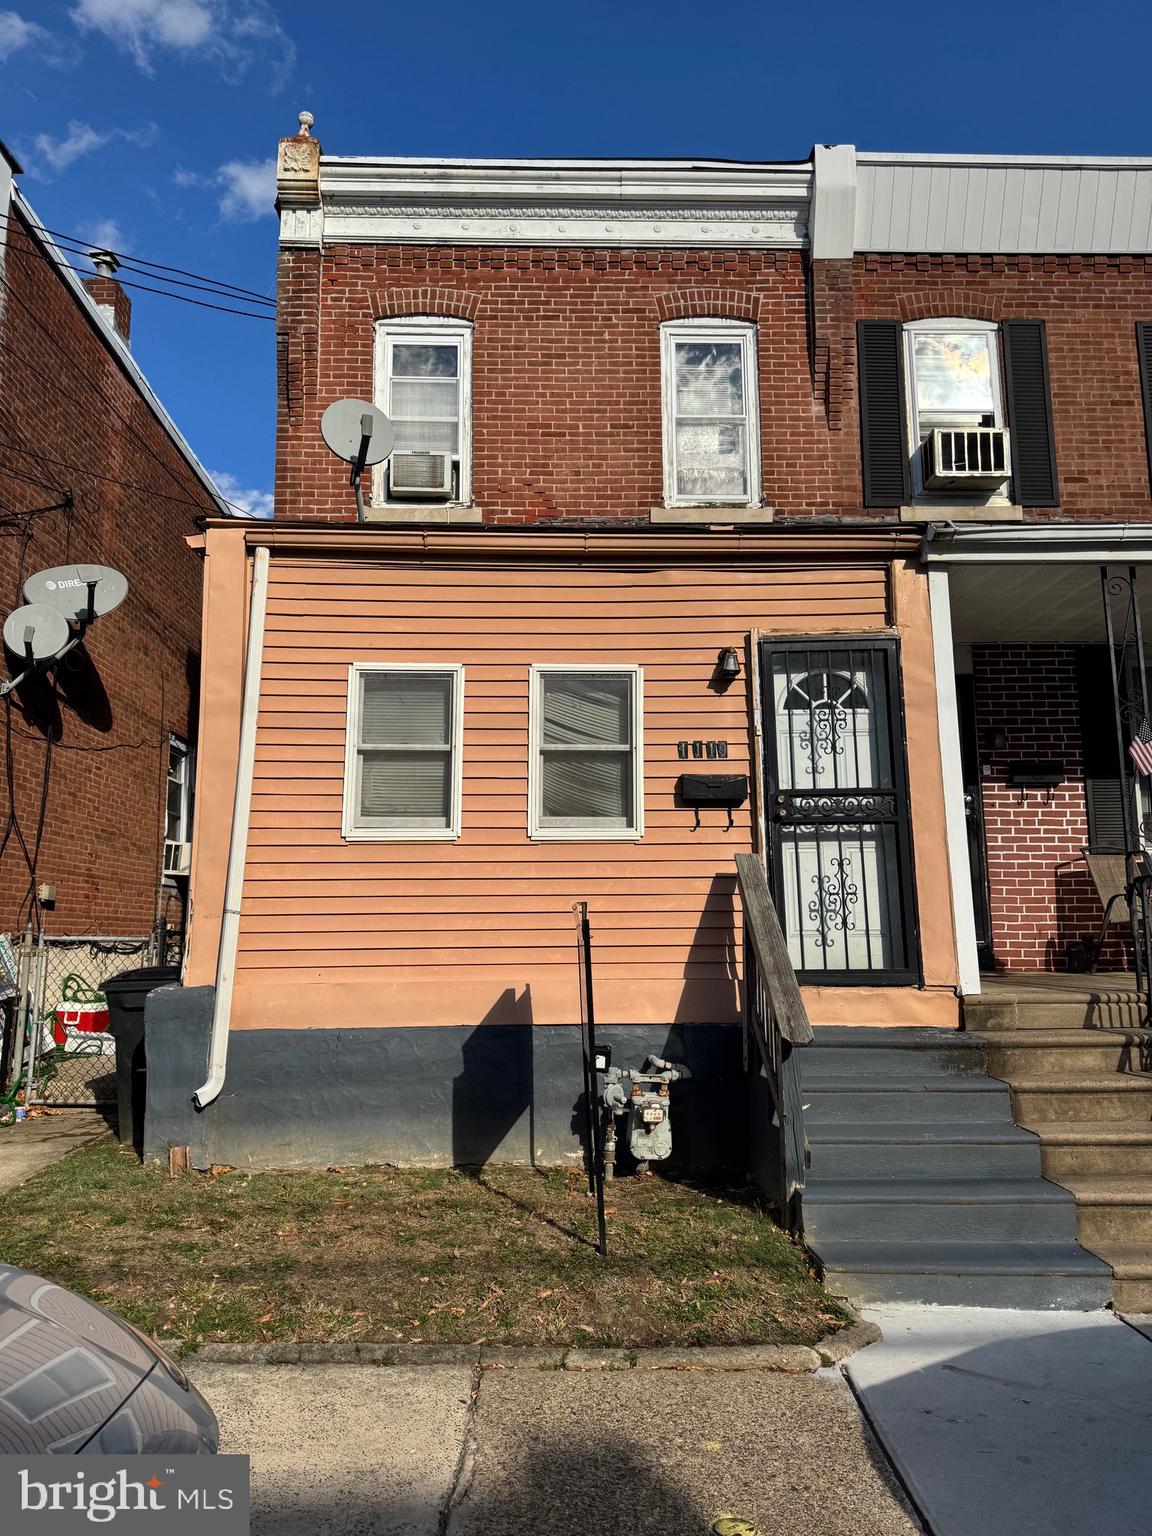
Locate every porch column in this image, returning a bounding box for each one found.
[928,569,982,995]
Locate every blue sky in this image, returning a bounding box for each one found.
[2,0,1150,515]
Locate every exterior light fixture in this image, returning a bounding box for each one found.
[716,647,742,681]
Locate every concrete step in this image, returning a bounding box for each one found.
[811,1239,1113,1309]
[804,1076,1015,1124]
[1010,1073,1152,1123]
[1083,1244,1152,1312]
[1033,1121,1152,1178]
[983,1029,1152,1077]
[804,1029,987,1079]
[1056,1176,1152,1246]
[806,1121,1042,1180]
[804,1178,1077,1244]
[966,992,1146,1033]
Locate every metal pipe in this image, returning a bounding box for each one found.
[193,546,270,1111]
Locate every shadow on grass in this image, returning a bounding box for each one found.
[455,1164,600,1252]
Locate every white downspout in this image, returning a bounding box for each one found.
[193,545,270,1110]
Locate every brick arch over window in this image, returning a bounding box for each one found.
[653,289,761,323]
[892,291,1003,323]
[369,288,483,322]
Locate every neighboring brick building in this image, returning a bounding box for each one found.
[0,144,227,949]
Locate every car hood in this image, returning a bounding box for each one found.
[0,1266,154,1455]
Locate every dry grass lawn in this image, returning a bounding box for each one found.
[0,1142,849,1350]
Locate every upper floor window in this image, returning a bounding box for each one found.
[904,318,1007,502]
[374,318,472,505]
[660,320,760,507]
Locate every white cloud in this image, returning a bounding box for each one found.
[216,157,275,221]
[209,469,273,519]
[26,119,157,178]
[70,0,294,86]
[0,9,44,59]
[80,217,126,253]
[0,10,79,65]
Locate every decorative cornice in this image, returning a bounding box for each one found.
[312,157,812,250]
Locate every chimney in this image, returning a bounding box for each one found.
[82,248,131,345]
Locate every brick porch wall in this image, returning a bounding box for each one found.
[973,644,1126,972]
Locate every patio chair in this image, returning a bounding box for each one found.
[1083,849,1138,972]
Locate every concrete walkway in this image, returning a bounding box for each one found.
[845,1306,1152,1536]
[191,1361,922,1536]
[0,1112,110,1194]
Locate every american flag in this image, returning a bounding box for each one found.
[1130,716,1152,777]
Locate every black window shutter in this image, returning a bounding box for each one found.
[1076,647,1130,852]
[1002,320,1059,507]
[1138,322,1152,491]
[857,320,910,508]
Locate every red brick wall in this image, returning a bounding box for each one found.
[274,245,860,523]
[972,644,1126,971]
[0,209,215,938]
[854,253,1152,522]
[274,242,1152,527]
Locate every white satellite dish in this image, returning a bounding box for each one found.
[3,604,71,662]
[321,400,395,466]
[24,565,129,623]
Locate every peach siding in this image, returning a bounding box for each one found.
[229,556,894,1027]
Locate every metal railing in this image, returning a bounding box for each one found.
[735,853,814,1234]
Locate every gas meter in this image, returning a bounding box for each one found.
[602,1055,692,1176]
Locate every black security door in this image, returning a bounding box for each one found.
[761,637,920,985]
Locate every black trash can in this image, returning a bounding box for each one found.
[103,966,180,1157]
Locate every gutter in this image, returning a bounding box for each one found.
[193,546,269,1111]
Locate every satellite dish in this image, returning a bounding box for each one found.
[321,400,395,466]
[3,604,71,662]
[24,565,129,623]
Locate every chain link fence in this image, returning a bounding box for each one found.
[2,932,158,1114]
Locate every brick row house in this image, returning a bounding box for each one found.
[153,126,1152,1309]
[0,141,226,1022]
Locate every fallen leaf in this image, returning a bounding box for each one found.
[256,1312,275,1325]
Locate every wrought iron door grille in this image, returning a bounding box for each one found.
[761,639,920,985]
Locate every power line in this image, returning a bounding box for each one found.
[0,436,254,519]
[0,209,276,306]
[3,236,274,320]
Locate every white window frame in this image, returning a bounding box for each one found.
[342,662,465,842]
[165,735,191,845]
[373,316,473,507]
[660,318,761,508]
[528,664,644,842]
[903,317,1007,502]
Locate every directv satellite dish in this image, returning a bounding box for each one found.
[3,604,71,662]
[24,565,129,624]
[321,400,395,466]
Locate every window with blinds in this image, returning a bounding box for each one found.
[660,320,760,507]
[529,667,643,839]
[374,317,473,505]
[342,665,464,839]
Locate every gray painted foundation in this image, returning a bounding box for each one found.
[144,986,746,1174]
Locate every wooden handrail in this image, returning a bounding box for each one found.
[734,853,813,1047]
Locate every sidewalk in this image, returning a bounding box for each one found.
[190,1360,922,1536]
[0,1112,110,1194]
[845,1306,1152,1536]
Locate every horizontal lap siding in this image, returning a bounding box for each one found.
[236,557,889,1024]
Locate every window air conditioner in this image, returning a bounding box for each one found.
[389,451,453,497]
[924,427,1011,491]
[164,840,192,877]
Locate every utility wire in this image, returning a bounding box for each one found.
[2,236,274,319]
[0,209,276,306]
[0,437,253,519]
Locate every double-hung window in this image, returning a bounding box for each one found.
[529,667,643,840]
[904,318,1007,500]
[374,318,472,504]
[343,664,464,840]
[660,320,760,506]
